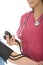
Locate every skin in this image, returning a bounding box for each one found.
[6,0,43,65]
[27,0,43,20]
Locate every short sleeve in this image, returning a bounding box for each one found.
[16,12,29,39]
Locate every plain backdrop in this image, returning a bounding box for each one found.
[0,0,32,65]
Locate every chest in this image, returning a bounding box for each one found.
[22,17,43,40]
[21,17,43,54]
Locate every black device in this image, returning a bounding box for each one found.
[0,40,26,63]
[3,31,21,51]
[0,40,13,62]
[0,31,26,63]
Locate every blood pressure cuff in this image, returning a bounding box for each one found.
[0,41,13,62]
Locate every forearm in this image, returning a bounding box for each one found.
[0,40,38,65]
[8,52,38,65]
[38,61,43,65]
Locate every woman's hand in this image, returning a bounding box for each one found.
[38,61,43,65]
[6,34,16,45]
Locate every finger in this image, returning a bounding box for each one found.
[6,35,11,45]
[6,35,9,41]
[10,35,15,45]
[12,35,15,42]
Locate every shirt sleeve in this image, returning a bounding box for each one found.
[16,12,30,39]
[16,13,28,39]
[0,57,5,65]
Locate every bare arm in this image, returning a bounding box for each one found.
[0,40,38,65]
[8,52,38,65]
[38,61,43,65]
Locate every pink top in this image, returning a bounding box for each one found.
[17,11,43,62]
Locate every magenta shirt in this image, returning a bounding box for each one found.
[17,11,43,62]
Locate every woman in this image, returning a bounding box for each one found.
[5,0,43,65]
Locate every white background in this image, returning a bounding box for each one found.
[0,0,32,65]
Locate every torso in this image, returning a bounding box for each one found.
[17,11,43,62]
